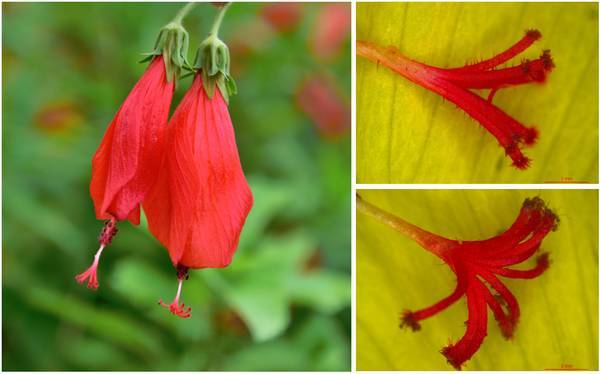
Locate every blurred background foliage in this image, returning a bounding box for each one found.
[357,190,598,370]
[3,2,350,370]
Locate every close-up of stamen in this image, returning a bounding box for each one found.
[158,265,192,318]
[357,194,558,370]
[357,29,554,169]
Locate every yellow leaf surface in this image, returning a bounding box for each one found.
[357,3,598,183]
[357,189,598,370]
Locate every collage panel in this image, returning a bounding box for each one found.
[357,2,598,183]
[2,2,351,371]
[356,189,598,370]
[1,1,599,373]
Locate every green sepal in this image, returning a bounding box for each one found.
[194,34,236,104]
[142,21,190,83]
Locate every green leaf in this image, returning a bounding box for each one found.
[290,270,351,314]
[15,282,163,358]
[202,232,315,342]
[357,190,598,370]
[357,3,598,183]
[110,258,213,341]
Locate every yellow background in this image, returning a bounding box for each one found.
[357,3,598,183]
[357,189,598,370]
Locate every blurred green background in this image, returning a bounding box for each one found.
[3,2,350,371]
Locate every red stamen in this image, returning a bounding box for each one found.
[356,29,553,169]
[441,281,488,370]
[448,29,541,72]
[400,274,467,330]
[357,194,558,370]
[75,218,118,290]
[482,288,515,339]
[159,265,192,318]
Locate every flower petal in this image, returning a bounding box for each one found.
[90,57,173,224]
[144,76,253,268]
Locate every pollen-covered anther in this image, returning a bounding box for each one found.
[523,126,539,146]
[526,29,542,40]
[540,50,555,70]
[505,142,531,170]
[98,218,118,245]
[400,310,421,331]
[75,219,118,290]
[159,265,192,319]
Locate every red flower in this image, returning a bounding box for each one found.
[357,30,554,169]
[143,75,253,317]
[296,74,350,139]
[310,3,351,60]
[261,2,302,33]
[76,57,174,290]
[90,57,174,225]
[357,195,558,370]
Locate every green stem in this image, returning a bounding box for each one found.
[173,2,197,24]
[356,194,454,257]
[209,2,231,37]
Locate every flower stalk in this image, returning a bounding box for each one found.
[172,2,197,24]
[142,2,196,82]
[194,2,237,103]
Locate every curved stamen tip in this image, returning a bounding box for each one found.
[512,155,531,170]
[75,244,105,290]
[536,252,550,270]
[400,310,421,331]
[524,127,539,146]
[158,299,192,318]
[440,345,463,371]
[499,320,516,340]
[75,265,99,289]
[540,50,554,70]
[526,29,542,41]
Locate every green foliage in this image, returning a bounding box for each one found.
[2,2,350,370]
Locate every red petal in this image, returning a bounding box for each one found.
[90,57,173,224]
[309,3,350,60]
[296,74,350,138]
[261,3,302,33]
[144,76,253,268]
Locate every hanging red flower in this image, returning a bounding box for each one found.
[145,4,251,317]
[143,74,253,317]
[76,15,190,290]
[310,3,351,60]
[296,73,350,138]
[261,2,302,33]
